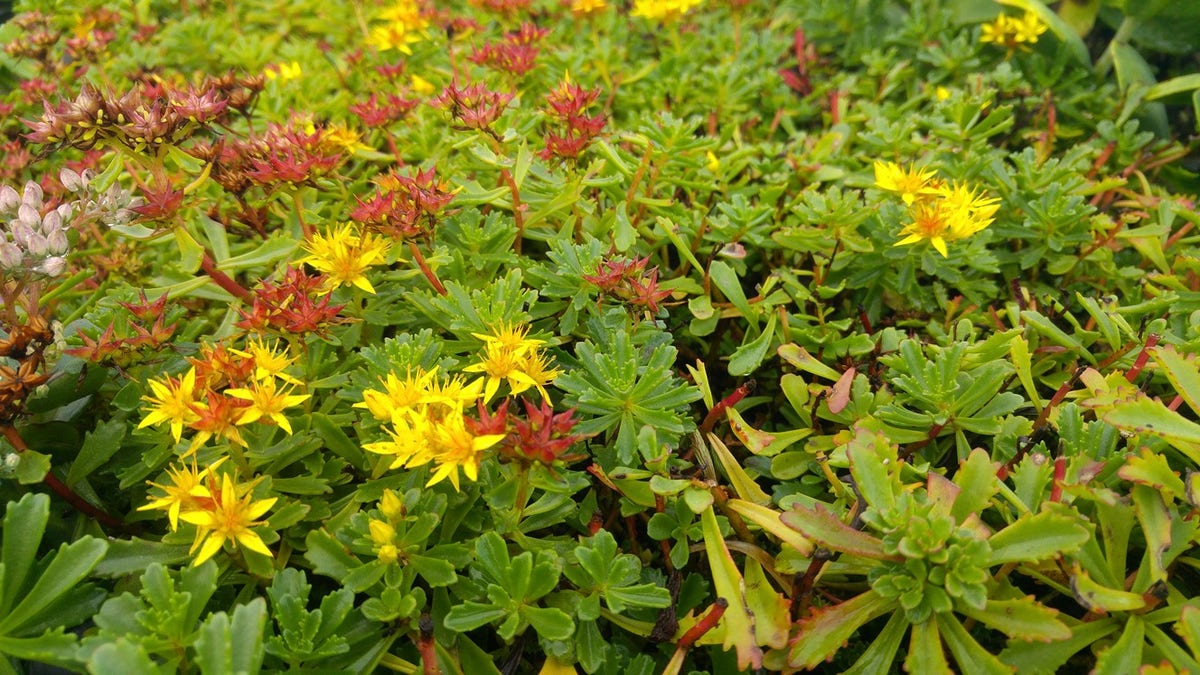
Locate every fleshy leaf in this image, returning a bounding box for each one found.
[700,505,762,670]
[788,591,897,669]
[956,597,1071,642]
[781,503,896,561]
[987,506,1089,565]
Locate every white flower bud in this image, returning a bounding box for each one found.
[45,227,68,254]
[24,231,49,256]
[35,255,66,277]
[0,242,22,269]
[40,209,61,234]
[60,168,84,192]
[17,204,40,228]
[10,220,35,248]
[56,202,73,223]
[21,181,43,208]
[0,185,19,213]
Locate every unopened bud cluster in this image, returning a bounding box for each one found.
[0,181,71,278]
[60,168,143,228]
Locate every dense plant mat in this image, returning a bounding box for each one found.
[0,0,1199,672]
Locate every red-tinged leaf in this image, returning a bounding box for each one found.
[725,499,814,556]
[780,503,897,561]
[905,619,952,675]
[1177,606,1200,655]
[778,69,805,93]
[926,472,960,518]
[1152,345,1200,420]
[726,407,810,457]
[1118,448,1185,500]
[828,367,855,414]
[700,506,762,670]
[1069,564,1146,613]
[957,597,1071,642]
[788,591,897,669]
[1101,396,1200,466]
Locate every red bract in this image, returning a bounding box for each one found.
[131,183,185,221]
[467,23,548,77]
[430,81,514,134]
[507,399,585,465]
[349,93,419,128]
[237,268,346,335]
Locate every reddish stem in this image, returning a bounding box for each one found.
[700,380,756,434]
[676,598,728,651]
[1049,456,1065,503]
[1127,334,1160,382]
[201,252,253,302]
[407,241,448,296]
[499,168,525,253]
[417,614,441,675]
[2,425,127,530]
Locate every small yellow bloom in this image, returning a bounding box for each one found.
[265,61,302,81]
[138,367,202,443]
[935,86,951,101]
[225,378,310,434]
[180,473,277,566]
[424,414,506,491]
[299,223,392,294]
[631,0,703,22]
[891,181,999,258]
[355,368,440,424]
[463,341,539,403]
[363,413,433,470]
[471,321,544,356]
[571,0,607,15]
[980,12,1046,57]
[410,74,435,96]
[231,337,301,386]
[368,519,396,546]
[874,161,940,206]
[519,349,563,404]
[138,457,227,531]
[705,150,720,173]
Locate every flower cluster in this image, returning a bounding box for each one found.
[237,268,347,334]
[431,81,514,135]
[24,77,254,153]
[367,1,430,54]
[630,0,704,23]
[467,23,548,77]
[352,166,456,240]
[66,291,177,364]
[874,161,999,257]
[60,167,143,228]
[138,457,279,567]
[979,11,1047,56]
[298,223,392,294]
[367,489,406,564]
[541,73,607,161]
[464,322,561,404]
[583,255,673,312]
[137,337,310,451]
[359,366,504,490]
[0,179,71,278]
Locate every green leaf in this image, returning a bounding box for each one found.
[1131,484,1171,582]
[704,433,771,506]
[1093,615,1144,675]
[310,413,365,466]
[1101,396,1200,465]
[905,619,952,675]
[728,314,776,376]
[708,261,754,321]
[700,505,762,670]
[0,629,80,665]
[303,530,361,582]
[0,537,108,635]
[936,613,1014,674]
[951,449,999,523]
[987,507,1089,565]
[1000,618,1120,674]
[194,599,267,675]
[575,620,608,674]
[957,597,1070,642]
[781,503,895,561]
[93,539,189,577]
[67,418,127,487]
[1117,448,1185,499]
[789,591,898,668]
[13,450,50,484]
[523,606,574,641]
[87,639,166,675]
[843,610,907,675]
[1151,345,1200,420]
[1,493,49,617]
[1069,565,1146,613]
[847,425,902,514]
[444,602,507,632]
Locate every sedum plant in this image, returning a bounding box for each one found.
[0,0,1197,672]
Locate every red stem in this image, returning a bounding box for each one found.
[2,425,127,530]
[407,241,447,296]
[201,252,253,302]
[676,598,728,651]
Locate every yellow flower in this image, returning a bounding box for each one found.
[363,413,433,470]
[935,86,951,101]
[231,337,301,385]
[225,378,310,434]
[138,457,227,531]
[471,321,544,356]
[980,12,1046,56]
[422,373,484,412]
[368,519,396,546]
[874,161,940,205]
[631,0,703,22]
[519,349,562,404]
[893,183,998,257]
[572,0,607,15]
[180,473,277,566]
[138,367,202,443]
[355,367,440,423]
[265,61,302,81]
[410,74,435,96]
[895,200,954,257]
[464,341,539,403]
[299,223,391,294]
[425,414,506,491]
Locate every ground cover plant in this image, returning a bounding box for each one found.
[0,0,1199,672]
